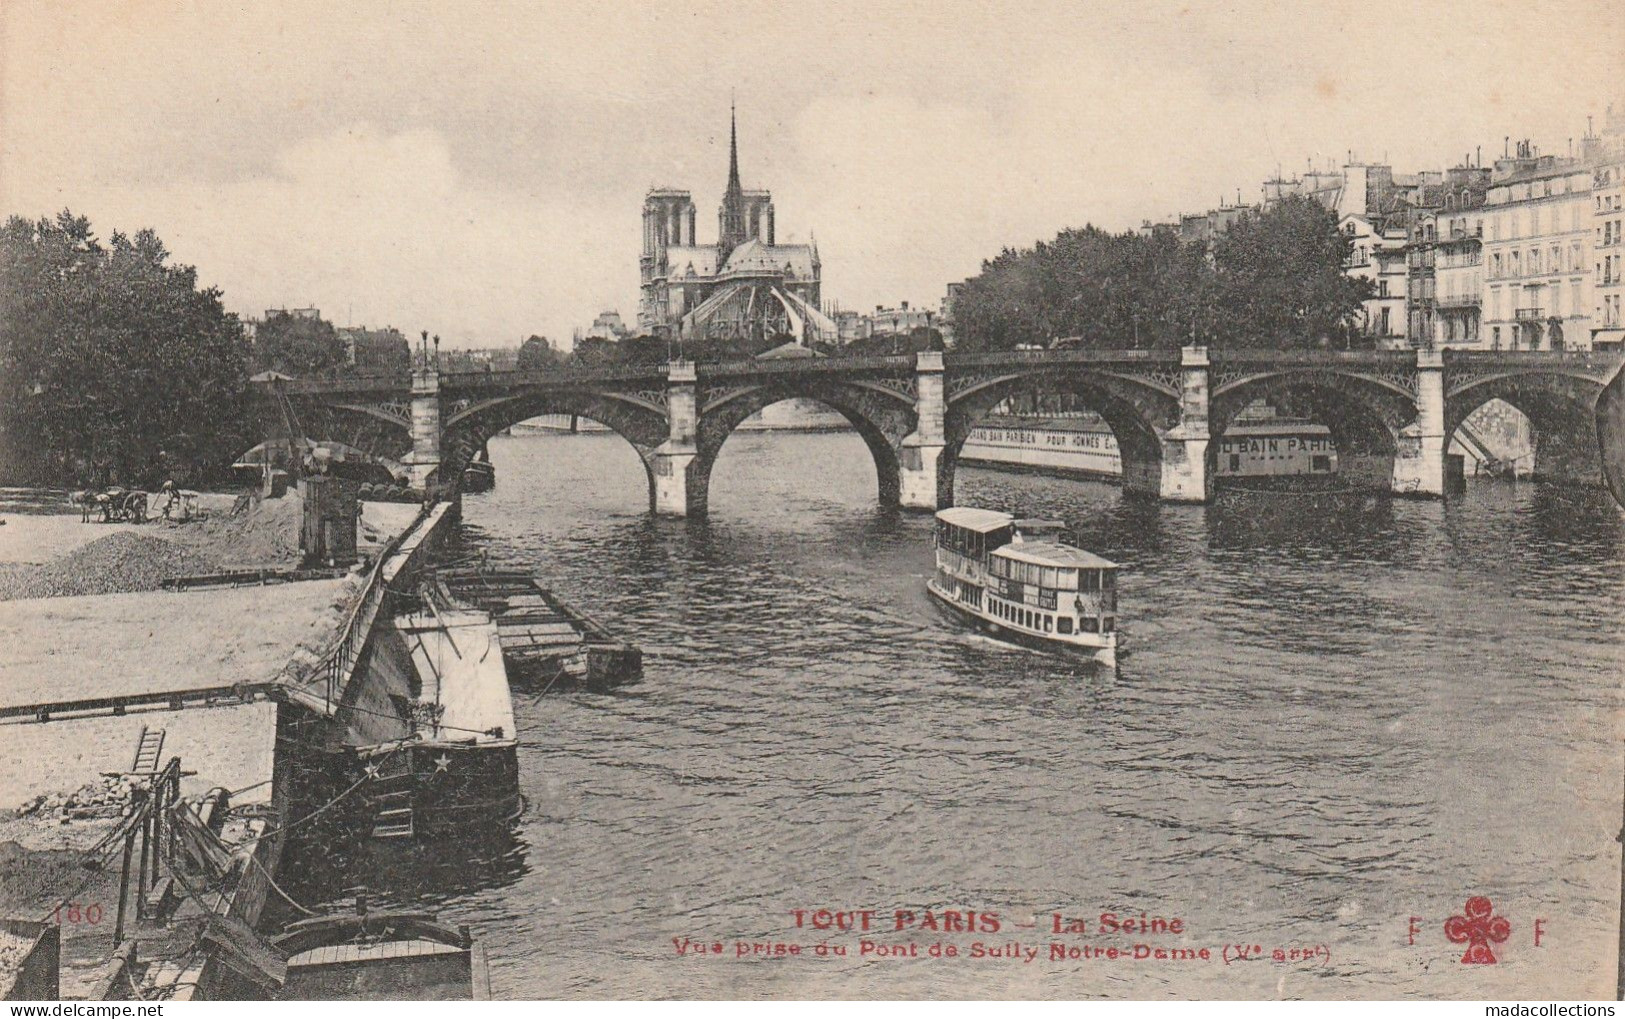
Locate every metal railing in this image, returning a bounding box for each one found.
[696,355,914,377]
[947,348,1176,367]
[302,502,434,713]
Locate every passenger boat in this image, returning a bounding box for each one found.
[926,507,1120,664]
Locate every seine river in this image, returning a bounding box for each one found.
[304,429,1625,999]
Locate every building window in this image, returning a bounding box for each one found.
[1492,326,1501,349]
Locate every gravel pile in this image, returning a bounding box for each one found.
[168,491,303,566]
[0,928,36,988]
[14,775,137,824]
[0,531,219,601]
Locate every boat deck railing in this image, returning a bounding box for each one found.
[298,502,437,714]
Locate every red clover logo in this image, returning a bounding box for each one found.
[1444,896,1511,964]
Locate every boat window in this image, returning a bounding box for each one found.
[1102,617,1115,634]
[1102,571,1115,591]
[1081,571,1099,592]
[1080,616,1099,633]
[1057,569,1077,590]
[1043,615,1053,632]
[1057,616,1074,634]
[1040,566,1059,589]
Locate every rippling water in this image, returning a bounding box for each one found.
[300,430,1625,999]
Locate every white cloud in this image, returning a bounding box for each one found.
[55,123,631,345]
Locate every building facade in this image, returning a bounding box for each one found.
[1592,110,1625,349]
[1341,214,1409,348]
[336,325,410,374]
[1404,165,1491,349]
[637,108,833,345]
[1483,143,1594,350]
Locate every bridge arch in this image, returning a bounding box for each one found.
[277,398,415,463]
[690,379,918,516]
[436,390,671,509]
[940,368,1179,506]
[1208,369,1418,491]
[1445,374,1605,486]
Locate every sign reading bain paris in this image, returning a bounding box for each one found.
[3,0,1625,1007]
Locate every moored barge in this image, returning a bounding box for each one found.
[351,602,521,840]
[435,568,642,689]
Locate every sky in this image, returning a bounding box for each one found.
[2,0,1620,348]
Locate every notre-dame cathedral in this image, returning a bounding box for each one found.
[637,107,834,345]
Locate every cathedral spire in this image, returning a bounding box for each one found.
[719,99,750,257]
[726,98,741,195]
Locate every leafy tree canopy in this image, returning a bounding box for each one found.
[517,334,563,370]
[951,196,1371,352]
[0,211,253,486]
[251,310,346,376]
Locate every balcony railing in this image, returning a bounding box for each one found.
[1437,293,1481,308]
[1514,308,1546,320]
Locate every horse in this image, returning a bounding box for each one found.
[68,489,97,523]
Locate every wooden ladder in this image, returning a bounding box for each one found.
[370,787,415,839]
[131,726,167,776]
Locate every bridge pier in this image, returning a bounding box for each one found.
[1156,346,1212,502]
[1391,349,1447,498]
[404,361,441,489]
[899,351,946,511]
[651,361,700,517]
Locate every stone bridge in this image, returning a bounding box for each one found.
[259,347,1625,516]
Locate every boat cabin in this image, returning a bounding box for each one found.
[986,542,1118,638]
[933,508,1015,605]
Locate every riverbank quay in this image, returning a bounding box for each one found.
[0,490,458,999]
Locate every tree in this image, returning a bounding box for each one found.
[251,310,346,375]
[517,334,561,371]
[1209,195,1372,349]
[0,211,253,486]
[948,197,1368,352]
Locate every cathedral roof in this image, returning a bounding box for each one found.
[662,245,719,276]
[722,239,818,278]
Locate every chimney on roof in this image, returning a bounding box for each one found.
[901,301,909,310]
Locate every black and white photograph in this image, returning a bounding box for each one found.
[0,0,1622,1004]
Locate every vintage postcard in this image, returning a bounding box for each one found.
[0,0,1622,1004]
